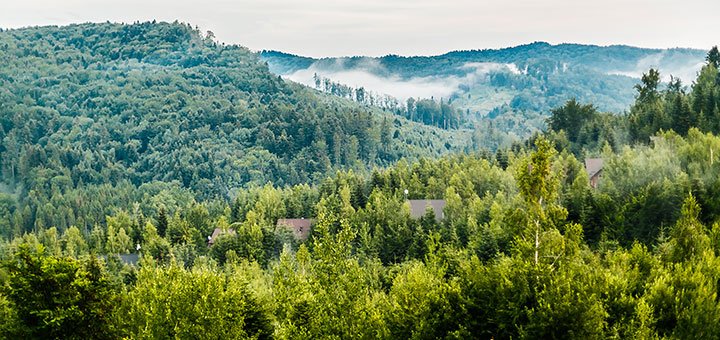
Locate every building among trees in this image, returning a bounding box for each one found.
[208,228,236,246]
[277,219,314,241]
[584,158,604,188]
[407,200,446,221]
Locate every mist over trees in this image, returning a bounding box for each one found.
[308,73,464,129]
[262,42,707,141]
[546,47,720,156]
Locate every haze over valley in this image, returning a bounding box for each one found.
[263,44,707,125]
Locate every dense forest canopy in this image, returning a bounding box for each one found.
[5,128,720,338]
[0,21,475,234]
[3,21,720,338]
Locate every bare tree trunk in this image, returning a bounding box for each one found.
[535,220,539,266]
[535,198,543,267]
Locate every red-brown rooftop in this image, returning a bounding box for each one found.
[208,227,236,246]
[584,158,604,188]
[277,219,314,241]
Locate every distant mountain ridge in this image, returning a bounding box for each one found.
[262,42,705,81]
[261,43,706,137]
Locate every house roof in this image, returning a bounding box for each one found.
[100,253,140,266]
[408,200,446,221]
[585,158,604,178]
[208,227,236,245]
[119,253,140,266]
[277,219,314,241]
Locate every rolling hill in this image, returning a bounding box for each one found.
[0,21,470,231]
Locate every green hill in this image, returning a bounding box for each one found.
[0,21,469,231]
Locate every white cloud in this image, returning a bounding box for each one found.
[607,52,706,83]
[286,67,458,101]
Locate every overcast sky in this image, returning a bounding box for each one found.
[1,0,718,57]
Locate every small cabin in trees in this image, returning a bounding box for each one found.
[584,158,604,189]
[277,219,314,241]
[408,200,446,221]
[119,253,140,266]
[207,227,236,246]
[102,253,140,266]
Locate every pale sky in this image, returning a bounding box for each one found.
[1,0,718,57]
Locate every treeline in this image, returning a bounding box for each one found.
[310,73,464,129]
[311,73,402,111]
[263,42,696,140]
[4,132,720,337]
[404,97,463,129]
[3,23,720,338]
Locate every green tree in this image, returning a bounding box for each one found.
[665,194,710,262]
[629,69,670,142]
[386,261,462,338]
[156,208,169,237]
[118,263,272,339]
[707,46,720,68]
[3,245,119,339]
[62,226,88,257]
[89,225,105,254]
[513,137,568,268]
[548,99,597,143]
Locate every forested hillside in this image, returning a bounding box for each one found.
[0,22,469,234]
[4,20,720,339]
[544,47,720,156]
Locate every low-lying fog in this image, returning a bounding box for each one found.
[285,59,521,101]
[284,51,706,105]
[607,51,706,83]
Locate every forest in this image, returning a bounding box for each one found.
[2,21,720,338]
[0,21,476,237]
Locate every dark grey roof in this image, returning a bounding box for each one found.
[119,253,140,266]
[101,253,140,266]
[408,200,446,221]
[585,158,604,178]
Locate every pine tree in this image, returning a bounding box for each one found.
[156,208,168,237]
[707,46,720,68]
[667,193,710,262]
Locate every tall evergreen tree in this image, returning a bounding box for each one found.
[707,46,720,68]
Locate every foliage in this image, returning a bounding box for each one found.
[0,21,464,236]
[262,42,706,140]
[2,245,119,339]
[4,22,720,340]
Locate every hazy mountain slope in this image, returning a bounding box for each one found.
[261,43,706,131]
